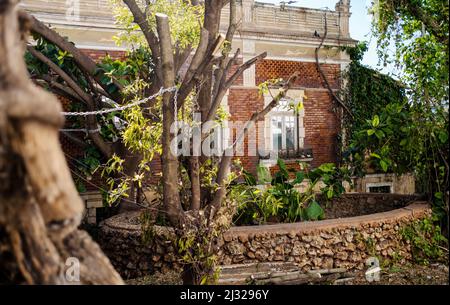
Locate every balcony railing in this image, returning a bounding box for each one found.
[260,148,313,161]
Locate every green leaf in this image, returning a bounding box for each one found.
[293,172,305,184]
[367,129,376,136]
[243,170,257,186]
[375,130,385,139]
[372,115,380,127]
[438,131,448,144]
[317,163,335,173]
[370,152,381,159]
[277,158,287,171]
[257,165,272,184]
[326,187,334,199]
[434,192,443,200]
[305,201,324,221]
[380,160,389,172]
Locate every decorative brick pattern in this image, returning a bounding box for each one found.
[256,59,341,89]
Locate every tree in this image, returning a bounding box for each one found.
[0,0,123,284]
[22,0,301,284]
[347,0,449,233]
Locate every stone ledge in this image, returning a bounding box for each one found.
[97,200,431,279]
[101,201,429,236]
[224,202,430,238]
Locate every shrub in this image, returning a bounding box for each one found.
[232,160,351,225]
[400,217,448,264]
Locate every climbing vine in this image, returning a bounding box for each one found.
[341,0,449,235]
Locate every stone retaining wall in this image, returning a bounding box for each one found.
[98,201,431,279]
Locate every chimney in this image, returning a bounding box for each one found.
[335,0,351,38]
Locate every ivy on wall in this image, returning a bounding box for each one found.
[340,42,406,149]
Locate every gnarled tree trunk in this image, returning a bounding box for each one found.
[0,0,123,285]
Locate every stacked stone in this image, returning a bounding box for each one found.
[98,202,430,279]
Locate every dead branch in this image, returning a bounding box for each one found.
[21,11,123,103]
[315,12,353,119]
[0,0,123,284]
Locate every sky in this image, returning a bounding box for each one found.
[263,0,387,73]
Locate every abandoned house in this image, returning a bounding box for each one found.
[21,0,415,223]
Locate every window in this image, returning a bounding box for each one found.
[260,90,311,165]
[368,186,392,193]
[269,98,305,153]
[366,183,393,193]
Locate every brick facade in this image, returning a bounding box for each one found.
[256,59,341,89]
[302,89,340,167]
[228,88,265,175]
[226,59,341,172]
[59,52,343,183]
[80,49,126,62]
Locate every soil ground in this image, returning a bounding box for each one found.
[349,262,448,285]
[125,262,448,285]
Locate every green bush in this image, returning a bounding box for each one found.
[400,217,448,264]
[231,160,351,225]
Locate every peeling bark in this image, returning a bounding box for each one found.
[0,0,123,285]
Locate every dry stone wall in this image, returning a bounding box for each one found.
[219,203,430,270]
[98,200,431,279]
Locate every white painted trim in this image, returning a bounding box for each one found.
[77,45,127,51]
[238,34,356,47]
[28,14,116,30]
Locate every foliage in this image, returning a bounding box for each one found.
[25,35,161,196]
[110,0,203,49]
[343,1,449,234]
[97,46,154,94]
[400,217,448,264]
[232,160,351,225]
[341,41,407,146]
[345,102,416,175]
[176,226,221,285]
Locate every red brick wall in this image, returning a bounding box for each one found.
[256,59,340,89]
[227,58,244,86]
[225,59,341,173]
[303,90,339,167]
[58,52,341,186]
[228,88,264,174]
[80,49,126,62]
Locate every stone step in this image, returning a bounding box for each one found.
[219,262,298,275]
[218,262,301,285]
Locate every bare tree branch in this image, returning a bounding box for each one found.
[206,51,267,122]
[27,46,93,103]
[122,0,162,81]
[21,11,124,103]
[156,13,183,226]
[315,12,353,118]
[27,46,113,157]
[207,71,301,218]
